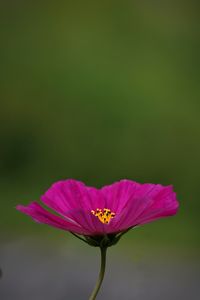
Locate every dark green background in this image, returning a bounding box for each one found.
[1,1,199,259]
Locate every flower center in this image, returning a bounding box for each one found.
[91,208,116,224]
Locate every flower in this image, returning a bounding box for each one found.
[16,179,179,247]
[16,179,179,299]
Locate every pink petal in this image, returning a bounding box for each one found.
[64,209,106,235]
[41,179,104,217]
[101,179,141,213]
[16,202,90,235]
[114,185,179,231]
[133,186,179,225]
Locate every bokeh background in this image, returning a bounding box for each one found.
[0,1,200,299]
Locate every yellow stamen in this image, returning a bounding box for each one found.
[91,208,116,224]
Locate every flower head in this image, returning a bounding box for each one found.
[16,179,179,247]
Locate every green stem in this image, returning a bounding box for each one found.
[89,247,107,300]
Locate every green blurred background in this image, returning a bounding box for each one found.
[0,0,200,265]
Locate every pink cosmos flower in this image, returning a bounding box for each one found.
[16,179,179,299]
[16,179,178,246]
